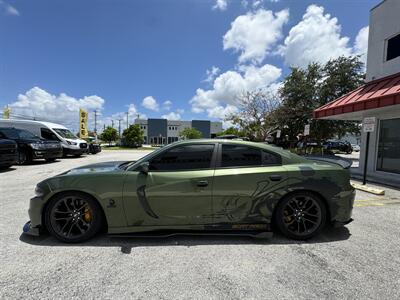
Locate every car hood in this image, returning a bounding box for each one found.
[63,161,134,175]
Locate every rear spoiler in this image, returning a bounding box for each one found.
[304,154,353,169]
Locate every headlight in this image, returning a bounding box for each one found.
[67,141,77,145]
[34,185,44,197]
[29,143,46,150]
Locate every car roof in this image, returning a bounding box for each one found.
[0,119,67,129]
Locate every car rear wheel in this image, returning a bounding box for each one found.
[275,192,326,240]
[45,192,104,243]
[18,150,32,165]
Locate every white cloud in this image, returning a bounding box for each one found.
[354,26,369,65]
[223,9,289,64]
[213,0,228,11]
[190,63,281,120]
[141,96,159,111]
[162,100,172,111]
[204,66,221,83]
[161,110,183,121]
[279,5,356,68]
[0,0,19,16]
[9,87,104,131]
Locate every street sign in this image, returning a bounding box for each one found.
[304,124,310,136]
[363,117,376,133]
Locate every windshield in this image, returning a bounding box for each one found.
[0,128,40,140]
[54,128,77,139]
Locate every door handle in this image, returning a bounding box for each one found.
[269,175,282,181]
[196,180,209,187]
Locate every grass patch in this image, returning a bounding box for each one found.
[102,146,156,151]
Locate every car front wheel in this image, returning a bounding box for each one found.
[275,192,326,240]
[45,192,104,243]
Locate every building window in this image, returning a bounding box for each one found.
[377,118,400,174]
[386,34,400,61]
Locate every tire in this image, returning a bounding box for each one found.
[45,192,104,243]
[274,191,326,240]
[18,150,32,165]
[73,154,82,158]
[45,158,56,162]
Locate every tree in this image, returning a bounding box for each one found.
[122,124,144,147]
[227,89,280,141]
[100,126,118,146]
[179,127,202,139]
[275,56,364,141]
[217,127,243,137]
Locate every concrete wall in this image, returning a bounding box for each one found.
[366,0,400,81]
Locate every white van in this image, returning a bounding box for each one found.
[0,119,88,157]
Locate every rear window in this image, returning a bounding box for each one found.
[221,144,281,168]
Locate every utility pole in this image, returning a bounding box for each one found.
[118,118,122,137]
[94,109,98,135]
[126,112,129,129]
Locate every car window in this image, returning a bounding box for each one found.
[221,144,262,167]
[41,128,59,140]
[149,144,215,171]
[262,150,281,165]
[221,144,281,167]
[0,128,39,140]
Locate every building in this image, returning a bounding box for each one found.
[314,0,400,186]
[134,118,223,145]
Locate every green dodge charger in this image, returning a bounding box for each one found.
[23,139,354,243]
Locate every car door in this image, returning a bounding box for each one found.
[212,143,287,226]
[123,143,217,226]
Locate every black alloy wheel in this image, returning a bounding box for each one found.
[45,192,103,243]
[275,192,326,240]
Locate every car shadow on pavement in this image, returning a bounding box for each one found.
[19,226,350,254]
[0,167,17,173]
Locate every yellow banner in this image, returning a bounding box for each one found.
[79,108,88,138]
[3,106,11,119]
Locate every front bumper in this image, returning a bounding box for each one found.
[63,147,87,155]
[32,148,63,159]
[332,218,353,228]
[23,221,41,236]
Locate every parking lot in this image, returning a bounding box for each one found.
[1,150,399,299]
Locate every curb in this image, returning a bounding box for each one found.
[351,182,385,195]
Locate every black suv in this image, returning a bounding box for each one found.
[0,127,63,164]
[0,139,18,169]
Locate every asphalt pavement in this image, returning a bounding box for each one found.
[1,150,399,299]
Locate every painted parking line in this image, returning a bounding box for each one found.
[354,202,385,207]
[355,199,387,202]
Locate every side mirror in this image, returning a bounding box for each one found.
[139,162,149,174]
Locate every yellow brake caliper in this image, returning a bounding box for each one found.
[84,207,92,222]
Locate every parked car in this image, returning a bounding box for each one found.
[351,144,360,152]
[0,139,18,169]
[0,120,88,157]
[323,140,353,154]
[85,137,102,154]
[0,127,63,164]
[23,139,354,243]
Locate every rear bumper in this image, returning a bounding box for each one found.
[332,218,353,228]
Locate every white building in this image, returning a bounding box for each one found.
[314,0,400,186]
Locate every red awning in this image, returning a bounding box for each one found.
[313,72,400,119]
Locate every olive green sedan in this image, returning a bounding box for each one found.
[23,139,354,243]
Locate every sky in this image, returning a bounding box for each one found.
[0,0,378,131]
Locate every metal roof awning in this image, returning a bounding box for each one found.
[313,72,400,120]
